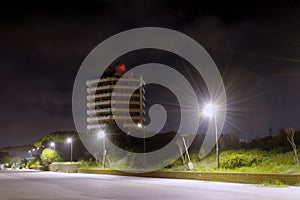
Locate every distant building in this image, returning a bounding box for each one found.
[86,63,145,132]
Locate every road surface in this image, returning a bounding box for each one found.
[0,170,300,200]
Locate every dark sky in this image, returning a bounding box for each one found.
[1,0,300,147]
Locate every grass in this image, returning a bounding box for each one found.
[260,180,288,188]
[165,149,300,174]
[295,182,300,187]
[78,149,300,174]
[51,162,81,164]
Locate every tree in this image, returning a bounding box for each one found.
[40,148,61,166]
[0,151,10,163]
[34,131,79,147]
[285,128,299,165]
[10,156,21,165]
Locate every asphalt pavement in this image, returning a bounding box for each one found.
[0,169,300,200]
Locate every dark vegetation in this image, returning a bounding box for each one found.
[167,128,300,172]
[1,127,299,173]
[34,131,93,162]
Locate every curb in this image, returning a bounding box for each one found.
[78,168,300,185]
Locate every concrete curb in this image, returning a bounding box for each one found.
[49,163,81,173]
[78,168,300,185]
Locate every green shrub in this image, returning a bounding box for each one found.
[20,163,26,168]
[262,180,288,187]
[169,157,183,168]
[220,149,267,169]
[40,148,61,166]
[25,158,44,170]
[27,158,36,169]
[161,148,300,173]
[29,163,36,169]
[79,160,98,168]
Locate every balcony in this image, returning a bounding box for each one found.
[86,76,141,87]
[87,115,141,124]
[87,100,111,108]
[87,123,106,130]
[87,108,143,116]
[87,100,143,109]
[89,86,142,94]
[87,92,141,101]
[87,116,111,123]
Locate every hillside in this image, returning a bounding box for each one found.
[0,145,33,159]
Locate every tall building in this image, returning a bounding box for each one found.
[86,64,145,133]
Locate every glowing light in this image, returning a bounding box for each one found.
[118,64,125,72]
[137,123,142,128]
[50,142,55,147]
[67,138,72,143]
[97,131,106,138]
[203,103,217,118]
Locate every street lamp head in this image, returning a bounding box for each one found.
[67,138,72,144]
[32,149,35,152]
[50,142,55,147]
[137,123,142,128]
[203,103,217,118]
[97,130,105,138]
[28,150,31,153]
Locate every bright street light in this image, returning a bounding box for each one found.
[67,138,72,144]
[203,103,217,118]
[50,142,56,151]
[97,130,105,138]
[203,102,220,169]
[67,138,73,162]
[137,123,142,128]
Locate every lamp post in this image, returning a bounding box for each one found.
[203,103,220,169]
[137,123,146,167]
[67,138,73,162]
[50,142,56,151]
[97,131,106,169]
[29,149,35,159]
[28,150,32,158]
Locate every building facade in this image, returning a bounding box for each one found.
[86,64,145,133]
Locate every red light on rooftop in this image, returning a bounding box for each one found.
[115,63,126,76]
[118,64,125,72]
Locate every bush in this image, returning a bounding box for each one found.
[79,160,99,168]
[262,180,288,187]
[20,163,26,168]
[27,158,36,169]
[220,149,267,169]
[0,151,10,164]
[40,148,61,166]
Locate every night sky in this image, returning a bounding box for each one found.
[1,0,300,147]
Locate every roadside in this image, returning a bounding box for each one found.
[77,168,300,186]
[0,168,40,173]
